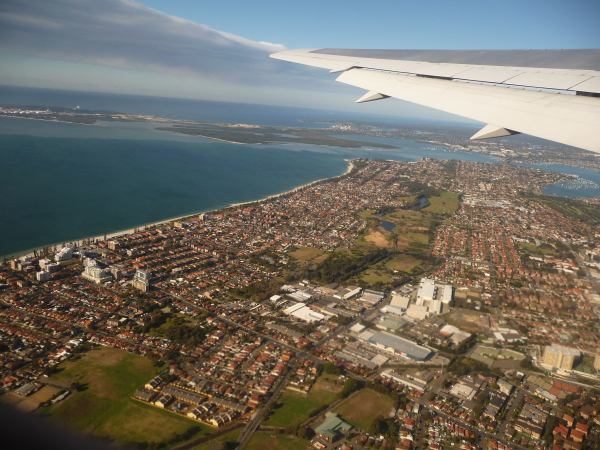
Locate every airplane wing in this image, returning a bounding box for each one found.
[270,48,600,153]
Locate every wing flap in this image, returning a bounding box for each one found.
[271,48,600,152]
[336,68,600,153]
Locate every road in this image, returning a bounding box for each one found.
[236,357,300,449]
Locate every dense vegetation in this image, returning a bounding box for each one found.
[447,357,489,376]
[311,249,389,284]
[229,278,284,302]
[163,324,206,349]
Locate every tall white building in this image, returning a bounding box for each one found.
[132,269,151,291]
[55,245,75,262]
[36,270,51,282]
[541,344,580,370]
[81,258,112,284]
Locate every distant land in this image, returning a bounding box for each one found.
[0,104,400,149]
[3,103,599,169]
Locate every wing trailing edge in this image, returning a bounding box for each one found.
[271,48,600,153]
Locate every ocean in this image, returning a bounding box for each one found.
[1,86,599,258]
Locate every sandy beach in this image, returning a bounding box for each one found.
[16,159,354,259]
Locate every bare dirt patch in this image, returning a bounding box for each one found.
[30,385,61,403]
[311,374,344,395]
[445,310,485,334]
[365,231,393,248]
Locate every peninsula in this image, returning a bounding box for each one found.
[0,105,400,149]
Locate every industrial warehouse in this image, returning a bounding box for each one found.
[357,329,434,361]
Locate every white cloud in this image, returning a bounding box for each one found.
[0,0,313,86]
[0,0,477,122]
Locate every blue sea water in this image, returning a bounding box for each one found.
[1,86,599,257]
[0,120,350,257]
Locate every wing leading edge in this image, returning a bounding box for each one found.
[270,48,600,153]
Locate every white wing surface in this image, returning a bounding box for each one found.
[271,48,600,153]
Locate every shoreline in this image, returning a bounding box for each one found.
[7,160,355,261]
[0,115,98,126]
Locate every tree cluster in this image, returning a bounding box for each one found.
[311,249,388,284]
[164,324,206,349]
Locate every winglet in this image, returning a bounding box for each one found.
[471,124,521,140]
[355,91,391,103]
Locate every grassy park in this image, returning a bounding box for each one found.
[422,191,460,215]
[361,269,394,285]
[289,246,325,262]
[263,374,342,428]
[385,254,423,272]
[333,389,394,431]
[41,347,208,447]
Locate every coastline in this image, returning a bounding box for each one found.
[9,159,354,260]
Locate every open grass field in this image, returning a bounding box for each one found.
[361,270,393,284]
[517,242,557,256]
[245,433,312,450]
[333,389,394,431]
[191,428,242,450]
[382,210,431,252]
[358,209,376,219]
[423,191,460,215]
[41,347,208,447]
[289,247,325,262]
[263,374,342,428]
[385,254,422,272]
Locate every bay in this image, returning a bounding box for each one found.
[515,163,600,199]
[0,120,350,258]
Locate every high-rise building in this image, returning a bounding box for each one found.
[55,245,75,262]
[81,258,112,284]
[132,269,151,292]
[36,270,51,282]
[541,344,580,370]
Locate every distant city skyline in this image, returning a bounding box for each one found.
[1,0,599,122]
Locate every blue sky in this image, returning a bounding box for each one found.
[135,0,600,50]
[1,0,599,121]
